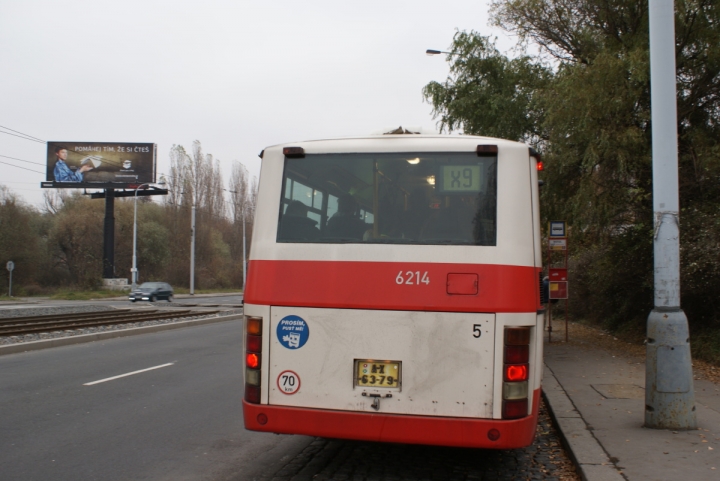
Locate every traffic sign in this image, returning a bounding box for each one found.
[549,221,566,238]
[549,238,567,250]
[6,261,14,272]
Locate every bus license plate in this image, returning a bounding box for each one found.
[355,360,400,388]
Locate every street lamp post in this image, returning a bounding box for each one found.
[131,183,150,290]
[131,178,165,290]
[242,204,247,290]
[645,0,696,429]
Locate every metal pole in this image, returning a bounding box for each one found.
[131,184,147,290]
[242,205,247,290]
[8,270,12,297]
[102,188,115,279]
[565,246,569,343]
[645,0,696,429]
[190,203,196,295]
[565,298,569,343]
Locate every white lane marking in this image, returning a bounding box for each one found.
[83,363,175,386]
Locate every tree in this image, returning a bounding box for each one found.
[424,0,720,336]
[0,186,47,294]
[422,31,551,145]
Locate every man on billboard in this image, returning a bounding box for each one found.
[53,145,94,182]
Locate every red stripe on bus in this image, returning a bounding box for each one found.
[242,388,540,449]
[245,260,541,312]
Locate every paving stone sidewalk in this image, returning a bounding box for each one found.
[543,337,720,480]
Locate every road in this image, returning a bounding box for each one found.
[0,316,576,480]
[0,320,310,481]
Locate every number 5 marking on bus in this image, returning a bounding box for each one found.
[277,370,301,395]
[472,324,482,338]
[395,271,430,285]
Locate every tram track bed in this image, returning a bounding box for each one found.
[0,307,242,346]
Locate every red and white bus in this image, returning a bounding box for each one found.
[242,133,544,449]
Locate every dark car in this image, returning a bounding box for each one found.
[128,282,174,302]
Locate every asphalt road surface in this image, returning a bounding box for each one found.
[0,317,577,481]
[0,320,311,481]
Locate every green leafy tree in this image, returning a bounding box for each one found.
[0,186,48,294]
[424,0,720,340]
[422,31,552,144]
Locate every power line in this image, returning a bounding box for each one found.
[0,124,45,142]
[0,159,45,175]
[0,129,46,144]
[0,153,45,166]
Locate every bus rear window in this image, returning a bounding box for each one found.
[277,152,497,246]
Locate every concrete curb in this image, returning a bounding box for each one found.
[543,364,626,481]
[0,312,243,356]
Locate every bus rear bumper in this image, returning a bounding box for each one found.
[243,388,540,449]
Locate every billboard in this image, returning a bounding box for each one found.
[43,142,156,188]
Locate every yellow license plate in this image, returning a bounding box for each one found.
[355,360,401,388]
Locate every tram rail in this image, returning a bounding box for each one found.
[0,309,220,337]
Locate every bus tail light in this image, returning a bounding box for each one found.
[503,399,529,419]
[504,363,528,382]
[502,327,531,419]
[245,316,263,404]
[505,345,529,364]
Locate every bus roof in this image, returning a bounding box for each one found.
[260,134,528,157]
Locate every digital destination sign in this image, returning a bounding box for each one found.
[437,165,483,194]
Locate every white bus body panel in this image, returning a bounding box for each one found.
[267,306,496,418]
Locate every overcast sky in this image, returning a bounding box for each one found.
[0,0,515,208]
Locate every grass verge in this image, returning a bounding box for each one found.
[172,288,242,295]
[50,290,125,300]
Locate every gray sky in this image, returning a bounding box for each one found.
[0,0,513,208]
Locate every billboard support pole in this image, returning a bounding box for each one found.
[102,188,115,279]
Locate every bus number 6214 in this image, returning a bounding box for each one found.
[395,271,430,285]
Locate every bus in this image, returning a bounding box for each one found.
[242,133,544,449]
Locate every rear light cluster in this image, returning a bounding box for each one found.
[502,327,530,419]
[245,316,263,404]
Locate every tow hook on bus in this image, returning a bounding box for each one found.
[362,392,392,411]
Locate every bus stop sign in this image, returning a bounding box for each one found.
[6,261,14,272]
[549,268,567,282]
[549,281,568,299]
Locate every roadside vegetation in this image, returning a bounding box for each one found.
[423,0,720,364]
[0,141,255,297]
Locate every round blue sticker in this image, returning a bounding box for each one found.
[277,315,309,350]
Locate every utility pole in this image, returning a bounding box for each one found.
[242,204,247,290]
[190,202,196,295]
[645,0,697,429]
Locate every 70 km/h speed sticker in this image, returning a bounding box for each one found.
[277,370,301,395]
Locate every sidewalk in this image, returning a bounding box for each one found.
[543,323,720,480]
